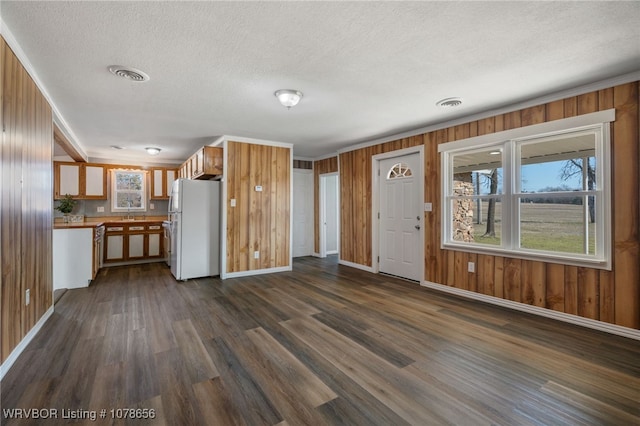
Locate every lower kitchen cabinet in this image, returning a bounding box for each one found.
[103,222,164,263]
[127,226,146,260]
[148,224,162,258]
[105,226,125,262]
[128,234,145,259]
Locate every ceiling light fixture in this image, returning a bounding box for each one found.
[110,145,125,150]
[108,65,150,82]
[145,147,161,155]
[436,97,463,108]
[275,89,303,109]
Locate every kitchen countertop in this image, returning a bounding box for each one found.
[54,222,104,230]
[54,216,167,230]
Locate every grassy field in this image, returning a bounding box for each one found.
[470,202,595,254]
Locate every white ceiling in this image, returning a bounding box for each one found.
[2,1,639,164]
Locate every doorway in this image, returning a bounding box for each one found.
[319,173,339,257]
[374,149,424,282]
[292,169,314,257]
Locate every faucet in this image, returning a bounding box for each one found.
[126,200,133,220]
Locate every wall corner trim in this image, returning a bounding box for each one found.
[0,306,54,381]
[421,281,640,341]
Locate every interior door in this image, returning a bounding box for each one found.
[379,153,422,281]
[292,169,313,257]
[320,174,339,257]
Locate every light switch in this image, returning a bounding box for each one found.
[255,185,263,192]
[424,202,433,212]
[230,199,236,207]
[97,206,105,213]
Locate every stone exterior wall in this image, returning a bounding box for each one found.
[452,177,475,242]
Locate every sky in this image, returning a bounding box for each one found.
[521,160,582,192]
[474,160,585,194]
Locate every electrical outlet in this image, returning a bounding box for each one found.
[255,185,263,192]
[25,289,30,305]
[97,206,105,213]
[254,251,260,259]
[468,262,475,273]
[150,203,155,210]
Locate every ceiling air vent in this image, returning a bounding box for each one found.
[436,97,463,108]
[108,65,150,82]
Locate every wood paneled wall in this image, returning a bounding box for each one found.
[1,37,54,363]
[226,141,291,273]
[339,83,639,330]
[339,136,423,266]
[313,156,338,253]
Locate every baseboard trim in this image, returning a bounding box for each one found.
[339,259,374,273]
[223,266,292,279]
[421,281,640,341]
[311,252,338,258]
[0,305,54,381]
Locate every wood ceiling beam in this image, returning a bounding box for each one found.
[54,124,85,162]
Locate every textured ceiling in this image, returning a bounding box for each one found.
[2,1,639,163]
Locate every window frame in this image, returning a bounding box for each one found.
[111,169,148,212]
[387,162,413,179]
[439,109,614,270]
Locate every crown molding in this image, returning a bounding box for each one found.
[212,135,293,149]
[337,70,640,155]
[312,152,340,162]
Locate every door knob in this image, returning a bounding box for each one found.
[415,225,421,230]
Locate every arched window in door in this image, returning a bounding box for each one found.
[387,163,412,179]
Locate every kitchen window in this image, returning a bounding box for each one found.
[111,169,147,212]
[439,109,614,269]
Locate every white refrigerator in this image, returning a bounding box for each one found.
[168,179,220,280]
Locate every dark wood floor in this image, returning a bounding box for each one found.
[2,256,639,425]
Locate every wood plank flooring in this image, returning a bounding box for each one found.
[2,256,639,425]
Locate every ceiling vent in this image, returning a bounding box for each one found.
[108,65,150,82]
[436,97,463,108]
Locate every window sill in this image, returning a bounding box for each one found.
[441,242,611,271]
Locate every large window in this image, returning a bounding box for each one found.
[440,110,613,269]
[111,169,147,212]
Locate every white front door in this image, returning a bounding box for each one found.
[292,169,313,257]
[379,153,422,281]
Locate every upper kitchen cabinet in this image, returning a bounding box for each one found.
[151,168,177,199]
[54,162,107,199]
[179,146,223,180]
